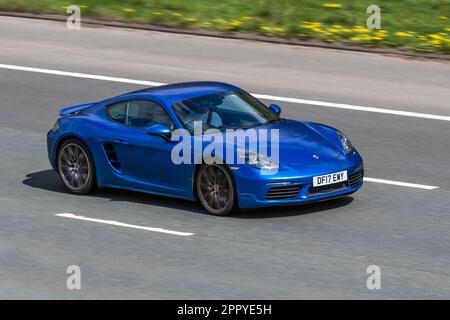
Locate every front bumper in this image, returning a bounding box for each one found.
[233,151,364,209]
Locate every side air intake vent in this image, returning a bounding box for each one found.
[103,143,122,172]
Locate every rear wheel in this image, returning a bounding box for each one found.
[57,138,96,194]
[196,164,236,216]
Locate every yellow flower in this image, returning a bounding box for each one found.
[241,16,253,21]
[260,26,271,31]
[353,26,370,33]
[446,28,450,32]
[228,19,241,27]
[121,8,136,13]
[329,28,340,33]
[274,27,285,34]
[395,31,413,37]
[351,34,375,42]
[302,21,321,26]
[172,12,182,17]
[439,16,448,20]
[202,22,211,27]
[429,39,442,47]
[322,3,342,9]
[429,34,444,40]
[187,17,197,22]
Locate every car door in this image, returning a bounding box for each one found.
[105,99,186,193]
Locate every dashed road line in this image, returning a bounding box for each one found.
[55,213,194,236]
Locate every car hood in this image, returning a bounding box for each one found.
[253,119,343,166]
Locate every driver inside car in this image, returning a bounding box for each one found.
[195,101,223,127]
[176,97,223,131]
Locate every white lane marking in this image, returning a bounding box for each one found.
[363,177,438,190]
[0,64,165,86]
[55,213,194,236]
[1,63,450,122]
[254,94,450,122]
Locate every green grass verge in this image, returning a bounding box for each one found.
[1,0,449,53]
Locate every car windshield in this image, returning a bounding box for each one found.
[172,91,280,133]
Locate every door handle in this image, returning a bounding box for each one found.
[113,139,129,145]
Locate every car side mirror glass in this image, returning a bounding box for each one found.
[146,124,171,141]
[269,104,281,116]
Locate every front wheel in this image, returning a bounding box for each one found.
[196,164,237,216]
[57,138,96,195]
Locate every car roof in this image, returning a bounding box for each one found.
[119,81,242,105]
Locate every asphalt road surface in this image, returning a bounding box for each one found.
[0,16,449,299]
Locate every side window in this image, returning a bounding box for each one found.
[107,100,173,129]
[107,102,126,124]
[126,100,173,129]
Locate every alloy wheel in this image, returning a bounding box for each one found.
[197,165,233,215]
[58,143,91,191]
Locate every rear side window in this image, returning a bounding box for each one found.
[107,100,174,129]
[107,102,126,123]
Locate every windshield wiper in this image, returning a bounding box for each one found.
[263,118,282,126]
[239,118,282,130]
[240,124,259,130]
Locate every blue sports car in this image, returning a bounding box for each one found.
[47,82,363,215]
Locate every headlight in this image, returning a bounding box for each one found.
[51,119,60,132]
[337,131,354,154]
[237,148,279,170]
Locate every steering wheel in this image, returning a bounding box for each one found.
[183,119,198,131]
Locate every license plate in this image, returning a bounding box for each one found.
[313,170,347,187]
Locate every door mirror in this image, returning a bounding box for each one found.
[146,124,171,141]
[269,104,281,116]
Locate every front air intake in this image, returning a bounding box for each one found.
[349,169,364,186]
[265,185,302,200]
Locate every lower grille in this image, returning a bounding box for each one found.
[349,169,364,186]
[265,185,302,200]
[308,181,348,196]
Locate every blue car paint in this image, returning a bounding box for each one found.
[59,102,98,116]
[47,81,363,209]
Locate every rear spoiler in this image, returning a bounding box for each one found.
[59,102,97,117]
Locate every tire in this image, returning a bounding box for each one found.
[57,138,96,195]
[196,164,237,216]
